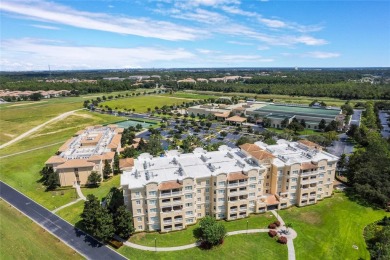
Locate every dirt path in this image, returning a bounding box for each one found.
[0,109,83,150]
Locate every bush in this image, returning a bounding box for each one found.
[274,221,281,227]
[278,236,288,244]
[268,223,277,229]
[268,230,277,237]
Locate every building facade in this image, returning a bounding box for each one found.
[45,125,123,186]
[121,139,338,232]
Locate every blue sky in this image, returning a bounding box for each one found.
[1,0,389,71]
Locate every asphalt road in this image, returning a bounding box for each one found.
[350,109,362,126]
[0,181,127,260]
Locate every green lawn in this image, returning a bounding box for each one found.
[56,200,84,225]
[119,233,287,260]
[279,193,390,260]
[101,95,197,113]
[129,212,276,247]
[166,92,216,100]
[0,199,83,260]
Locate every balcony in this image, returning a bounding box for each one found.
[160,189,182,197]
[230,208,238,212]
[228,180,248,187]
[174,218,183,223]
[163,220,172,224]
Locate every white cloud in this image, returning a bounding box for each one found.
[227,41,254,46]
[175,0,240,9]
[170,8,227,24]
[221,5,257,17]
[259,18,286,28]
[304,51,340,59]
[257,45,270,50]
[30,24,60,30]
[196,48,220,54]
[1,0,201,41]
[0,38,196,71]
[218,54,273,62]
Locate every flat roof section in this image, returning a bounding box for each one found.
[256,104,341,117]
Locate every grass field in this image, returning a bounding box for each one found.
[279,193,390,260]
[0,199,82,260]
[119,233,287,260]
[100,93,214,113]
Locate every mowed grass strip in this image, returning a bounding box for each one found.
[128,212,276,247]
[279,193,390,260]
[119,233,286,260]
[101,95,197,113]
[0,199,83,260]
[0,111,124,210]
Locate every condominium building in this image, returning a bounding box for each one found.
[121,139,338,232]
[45,125,123,186]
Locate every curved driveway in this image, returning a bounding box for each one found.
[0,181,126,260]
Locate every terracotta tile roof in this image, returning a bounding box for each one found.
[119,158,134,169]
[301,162,318,170]
[298,140,323,149]
[214,112,230,118]
[115,128,124,134]
[88,152,115,161]
[227,172,249,181]
[233,106,246,111]
[247,150,275,161]
[108,135,122,149]
[226,115,247,123]
[75,130,85,136]
[56,159,95,169]
[266,195,279,205]
[45,156,66,165]
[158,180,182,191]
[240,143,261,153]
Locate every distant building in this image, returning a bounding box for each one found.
[45,125,123,186]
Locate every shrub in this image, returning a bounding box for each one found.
[268,223,277,229]
[278,236,288,244]
[268,230,277,237]
[274,221,281,227]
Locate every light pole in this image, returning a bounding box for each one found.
[155,238,157,252]
[246,220,249,235]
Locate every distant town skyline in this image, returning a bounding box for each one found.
[1,0,389,71]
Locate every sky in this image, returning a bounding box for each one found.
[0,0,389,71]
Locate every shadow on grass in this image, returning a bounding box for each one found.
[344,188,382,210]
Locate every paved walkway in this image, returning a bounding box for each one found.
[73,182,86,200]
[271,210,297,260]
[0,109,82,150]
[0,141,65,159]
[52,198,83,213]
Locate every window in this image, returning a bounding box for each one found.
[327,162,333,167]
[135,191,140,197]
[319,174,324,178]
[186,211,193,216]
[218,197,225,202]
[218,205,225,210]
[197,189,201,193]
[317,195,321,198]
[148,191,156,196]
[278,170,283,175]
[186,218,193,223]
[138,225,142,230]
[291,186,297,190]
[218,181,226,186]
[197,205,201,209]
[266,175,270,179]
[292,170,299,175]
[218,189,225,194]
[137,217,142,221]
[258,180,262,184]
[137,209,141,214]
[249,177,256,182]
[185,186,193,191]
[150,208,157,213]
[206,180,210,185]
[258,188,261,192]
[205,187,210,192]
[149,200,156,205]
[151,216,157,222]
[327,170,332,175]
[319,166,325,170]
[197,198,201,202]
[327,178,331,182]
[197,213,202,217]
[136,200,141,205]
[290,193,295,197]
[319,181,323,185]
[291,178,297,182]
[249,184,256,189]
[249,200,255,205]
[185,203,192,207]
[205,196,210,201]
[197,181,201,185]
[249,192,255,197]
[266,183,269,187]
[218,213,225,218]
[278,185,281,189]
[185,194,193,199]
[318,188,322,191]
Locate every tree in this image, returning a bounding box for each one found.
[136,124,143,131]
[281,117,289,128]
[103,160,112,179]
[318,119,327,131]
[341,103,354,116]
[324,120,338,132]
[337,154,347,173]
[114,206,135,239]
[107,187,124,213]
[113,153,120,174]
[263,117,271,128]
[144,134,163,156]
[40,166,59,190]
[197,216,226,247]
[82,194,114,241]
[300,119,306,128]
[87,171,102,187]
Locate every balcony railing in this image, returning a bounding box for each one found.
[228,181,248,187]
[161,191,181,197]
[163,220,172,224]
[174,218,183,222]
